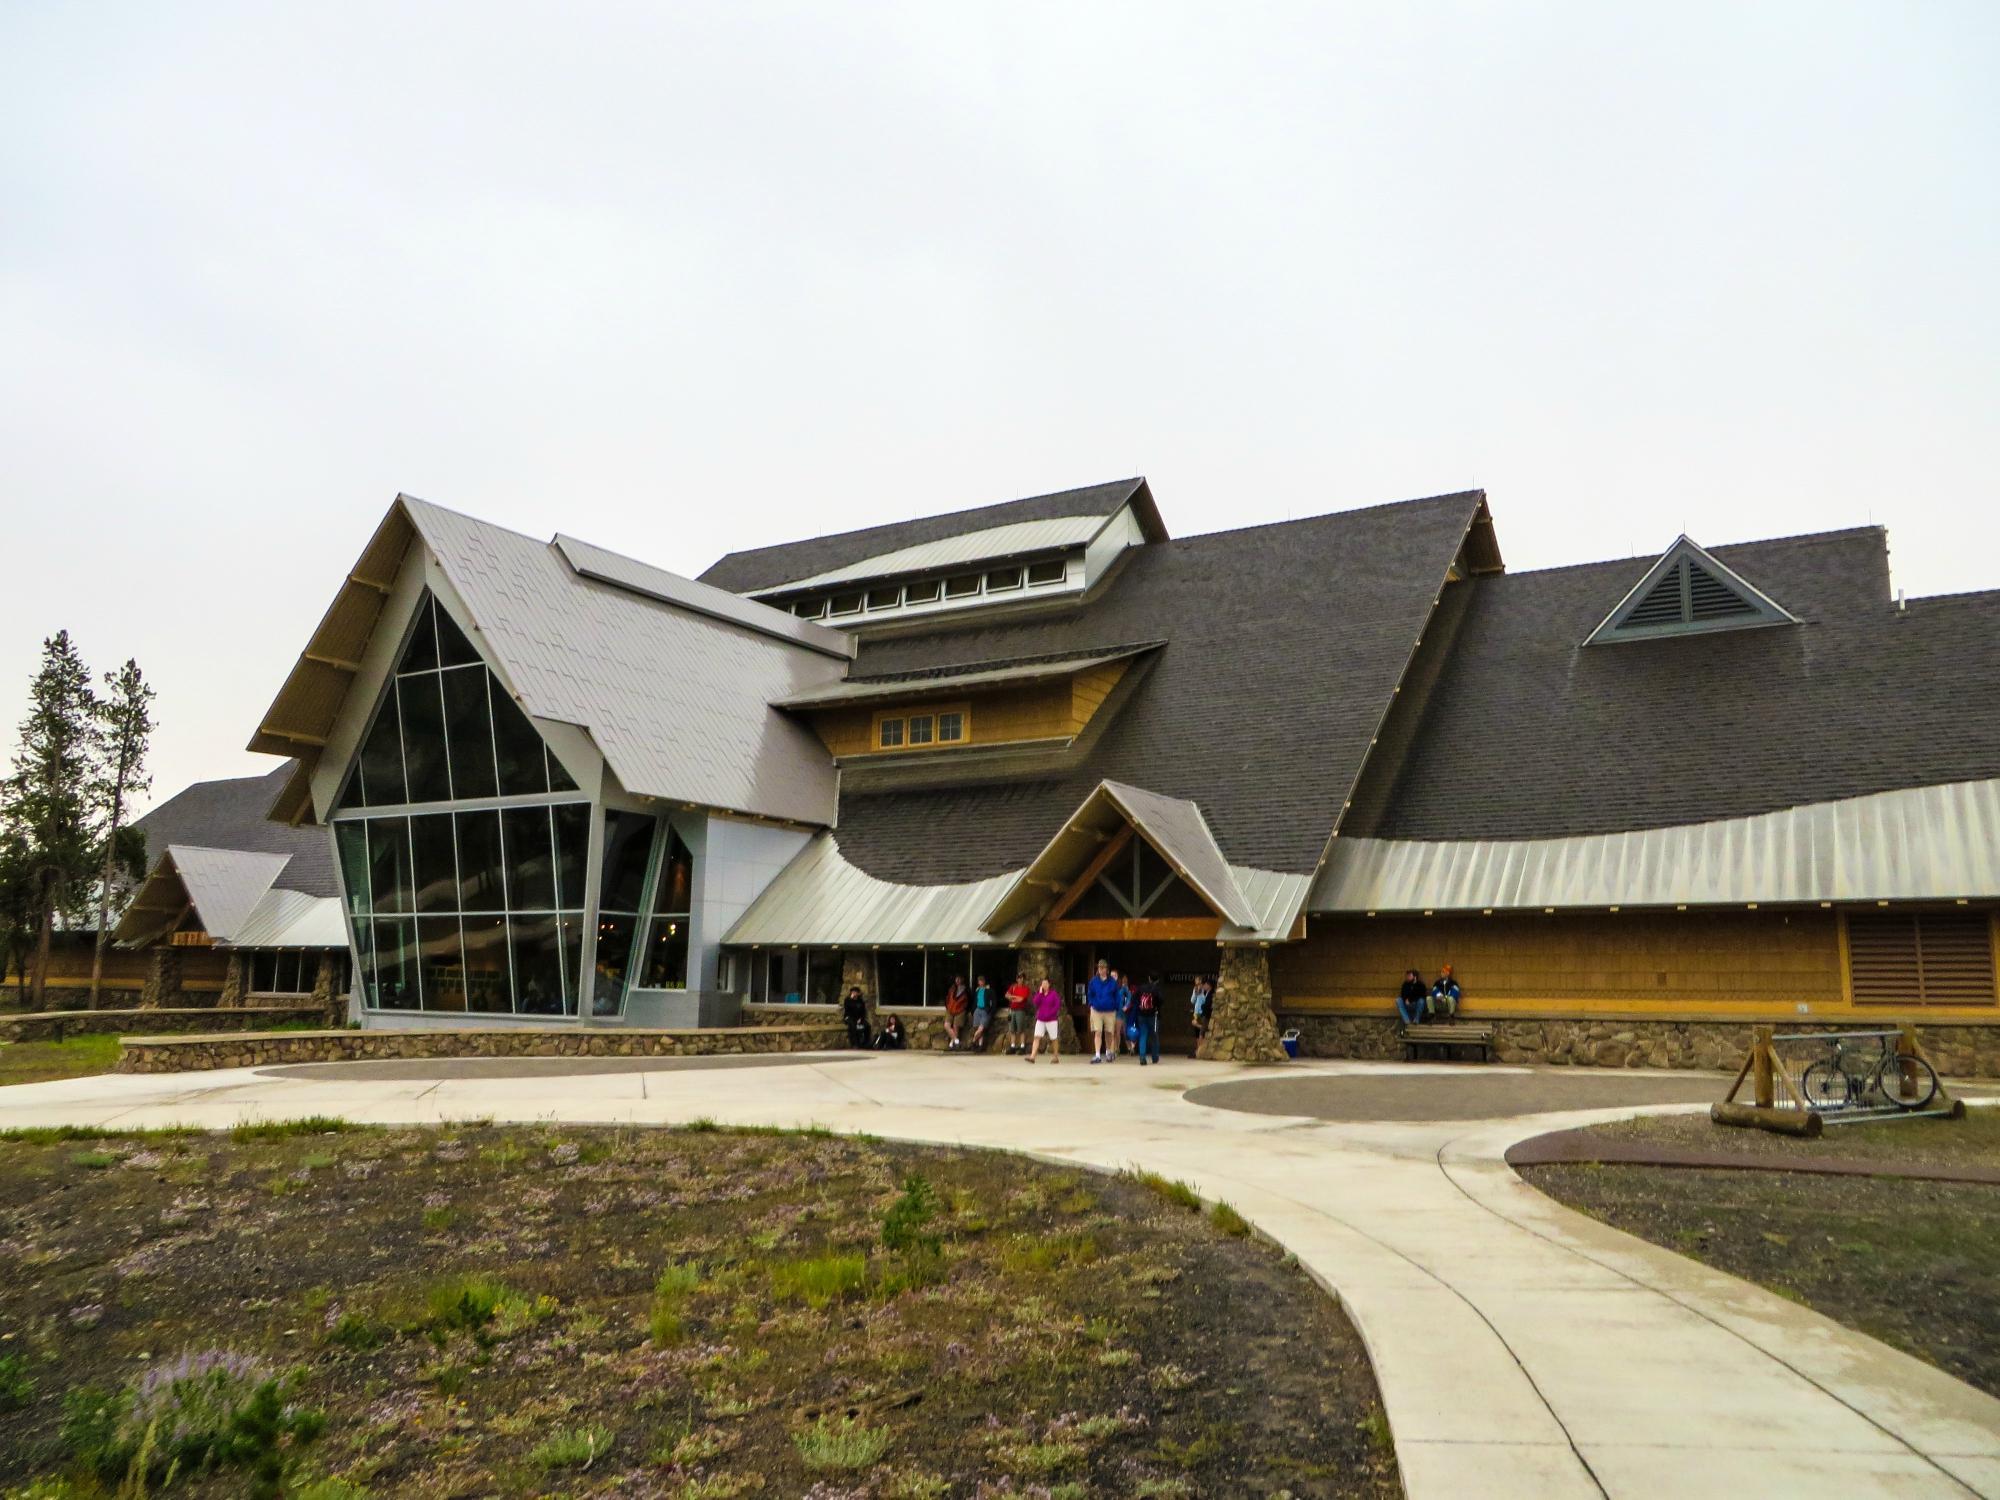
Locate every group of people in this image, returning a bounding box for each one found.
[1395,964,1463,1024]
[836,960,1221,1065]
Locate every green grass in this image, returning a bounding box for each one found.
[67,1150,117,1170]
[1210,1202,1252,1238]
[793,1414,891,1471]
[230,1115,358,1141]
[770,1253,868,1308]
[1130,1170,1204,1212]
[528,1424,614,1470]
[0,1033,123,1087]
[650,1261,703,1346]
[0,1122,203,1144]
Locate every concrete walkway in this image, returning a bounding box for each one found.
[4,1053,1996,1498]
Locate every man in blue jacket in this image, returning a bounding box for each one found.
[1086,959,1123,1065]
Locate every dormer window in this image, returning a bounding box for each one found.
[874,703,971,751]
[1026,559,1067,586]
[866,586,902,611]
[945,573,982,599]
[1585,536,1797,645]
[828,591,864,617]
[986,566,1023,592]
[905,579,943,604]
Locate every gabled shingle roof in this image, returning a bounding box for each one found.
[133,763,337,897]
[826,490,1489,882]
[697,478,1161,595]
[1359,526,2000,842]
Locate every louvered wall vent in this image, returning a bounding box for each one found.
[1847,912,1997,1007]
[1585,536,1796,645]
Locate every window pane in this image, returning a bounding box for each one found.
[652,829,694,915]
[593,913,636,1015]
[599,812,656,913]
[866,586,901,611]
[501,806,556,910]
[553,804,591,909]
[410,813,458,914]
[371,918,420,1009]
[460,915,512,1013]
[491,682,550,796]
[986,566,1023,591]
[510,914,566,1016]
[441,667,498,800]
[367,818,413,914]
[1027,559,1066,585]
[547,746,578,793]
[908,715,934,745]
[397,674,451,803]
[434,602,481,667]
[829,592,864,616]
[335,822,371,916]
[252,952,278,992]
[765,949,803,1003]
[418,916,467,1011]
[938,712,964,742]
[455,809,505,911]
[399,597,440,674]
[879,718,903,748]
[641,915,690,990]
[806,948,842,1004]
[877,949,923,1005]
[350,921,374,1007]
[905,579,942,603]
[945,573,981,598]
[354,690,406,808]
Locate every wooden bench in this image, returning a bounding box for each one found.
[1401,1021,1494,1063]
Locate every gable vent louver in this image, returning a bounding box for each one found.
[1585,537,1797,646]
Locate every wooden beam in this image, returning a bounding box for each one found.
[1044,826,1135,923]
[348,572,393,594]
[304,652,362,672]
[1043,917,1223,943]
[267,728,330,747]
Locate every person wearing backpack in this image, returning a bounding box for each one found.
[1132,973,1164,1065]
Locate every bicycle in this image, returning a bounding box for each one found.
[1799,1033,1940,1113]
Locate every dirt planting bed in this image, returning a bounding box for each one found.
[0,1122,1397,1498]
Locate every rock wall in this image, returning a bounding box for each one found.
[742,999,1079,1052]
[1,1006,327,1044]
[1198,946,1288,1063]
[116,1022,846,1074]
[1278,1010,2000,1078]
[139,948,185,1009]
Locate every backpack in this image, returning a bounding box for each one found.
[1137,985,1157,1014]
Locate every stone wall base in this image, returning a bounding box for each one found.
[1,1006,328,1044]
[1279,1011,2000,1078]
[115,1023,846,1074]
[741,1001,1081,1052]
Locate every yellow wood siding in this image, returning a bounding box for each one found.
[808,661,1131,758]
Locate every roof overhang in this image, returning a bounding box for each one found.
[981,780,1259,934]
[115,845,291,947]
[772,644,1161,711]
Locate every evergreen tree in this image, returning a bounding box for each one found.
[88,659,155,1008]
[0,828,33,1001]
[4,632,102,1010]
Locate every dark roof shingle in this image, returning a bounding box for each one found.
[132,762,338,898]
[827,490,1487,882]
[1361,526,2000,841]
[697,478,1155,595]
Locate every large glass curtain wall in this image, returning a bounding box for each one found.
[331,593,700,1019]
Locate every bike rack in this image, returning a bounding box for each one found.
[1712,1023,1964,1136]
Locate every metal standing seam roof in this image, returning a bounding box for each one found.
[1309,776,2000,912]
[770,646,1158,710]
[761,514,1113,594]
[228,888,349,949]
[253,496,854,828]
[115,845,291,946]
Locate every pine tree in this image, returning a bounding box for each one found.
[88,659,155,1009]
[0,828,33,1002]
[3,632,102,1010]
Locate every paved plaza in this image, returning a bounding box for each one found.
[3,1053,1996,1498]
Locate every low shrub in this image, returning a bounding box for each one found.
[793,1414,891,1471]
[770,1253,868,1309]
[418,1274,553,1342]
[324,1312,385,1352]
[61,1349,324,1498]
[529,1424,613,1470]
[0,1351,35,1411]
[880,1174,943,1255]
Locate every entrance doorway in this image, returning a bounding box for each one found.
[1071,941,1216,1057]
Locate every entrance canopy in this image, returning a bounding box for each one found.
[981,780,1260,936]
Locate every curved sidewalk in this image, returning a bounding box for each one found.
[2,1054,1995,1498]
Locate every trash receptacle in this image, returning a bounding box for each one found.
[1281,1028,1301,1060]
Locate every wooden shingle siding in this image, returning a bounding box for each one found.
[811,662,1132,758]
[1845,911,1998,1006]
[1068,660,1129,726]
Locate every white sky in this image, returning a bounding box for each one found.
[3,1,1995,814]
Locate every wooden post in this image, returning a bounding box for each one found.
[1752,1025,1775,1109]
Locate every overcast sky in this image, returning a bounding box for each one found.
[3,1,1995,813]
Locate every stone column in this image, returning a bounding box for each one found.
[139,947,182,1010]
[1198,945,1288,1063]
[311,952,341,1026]
[218,954,246,1010]
[1016,941,1083,1047]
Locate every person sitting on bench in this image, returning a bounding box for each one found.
[1396,969,1427,1025]
[1427,965,1461,1020]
